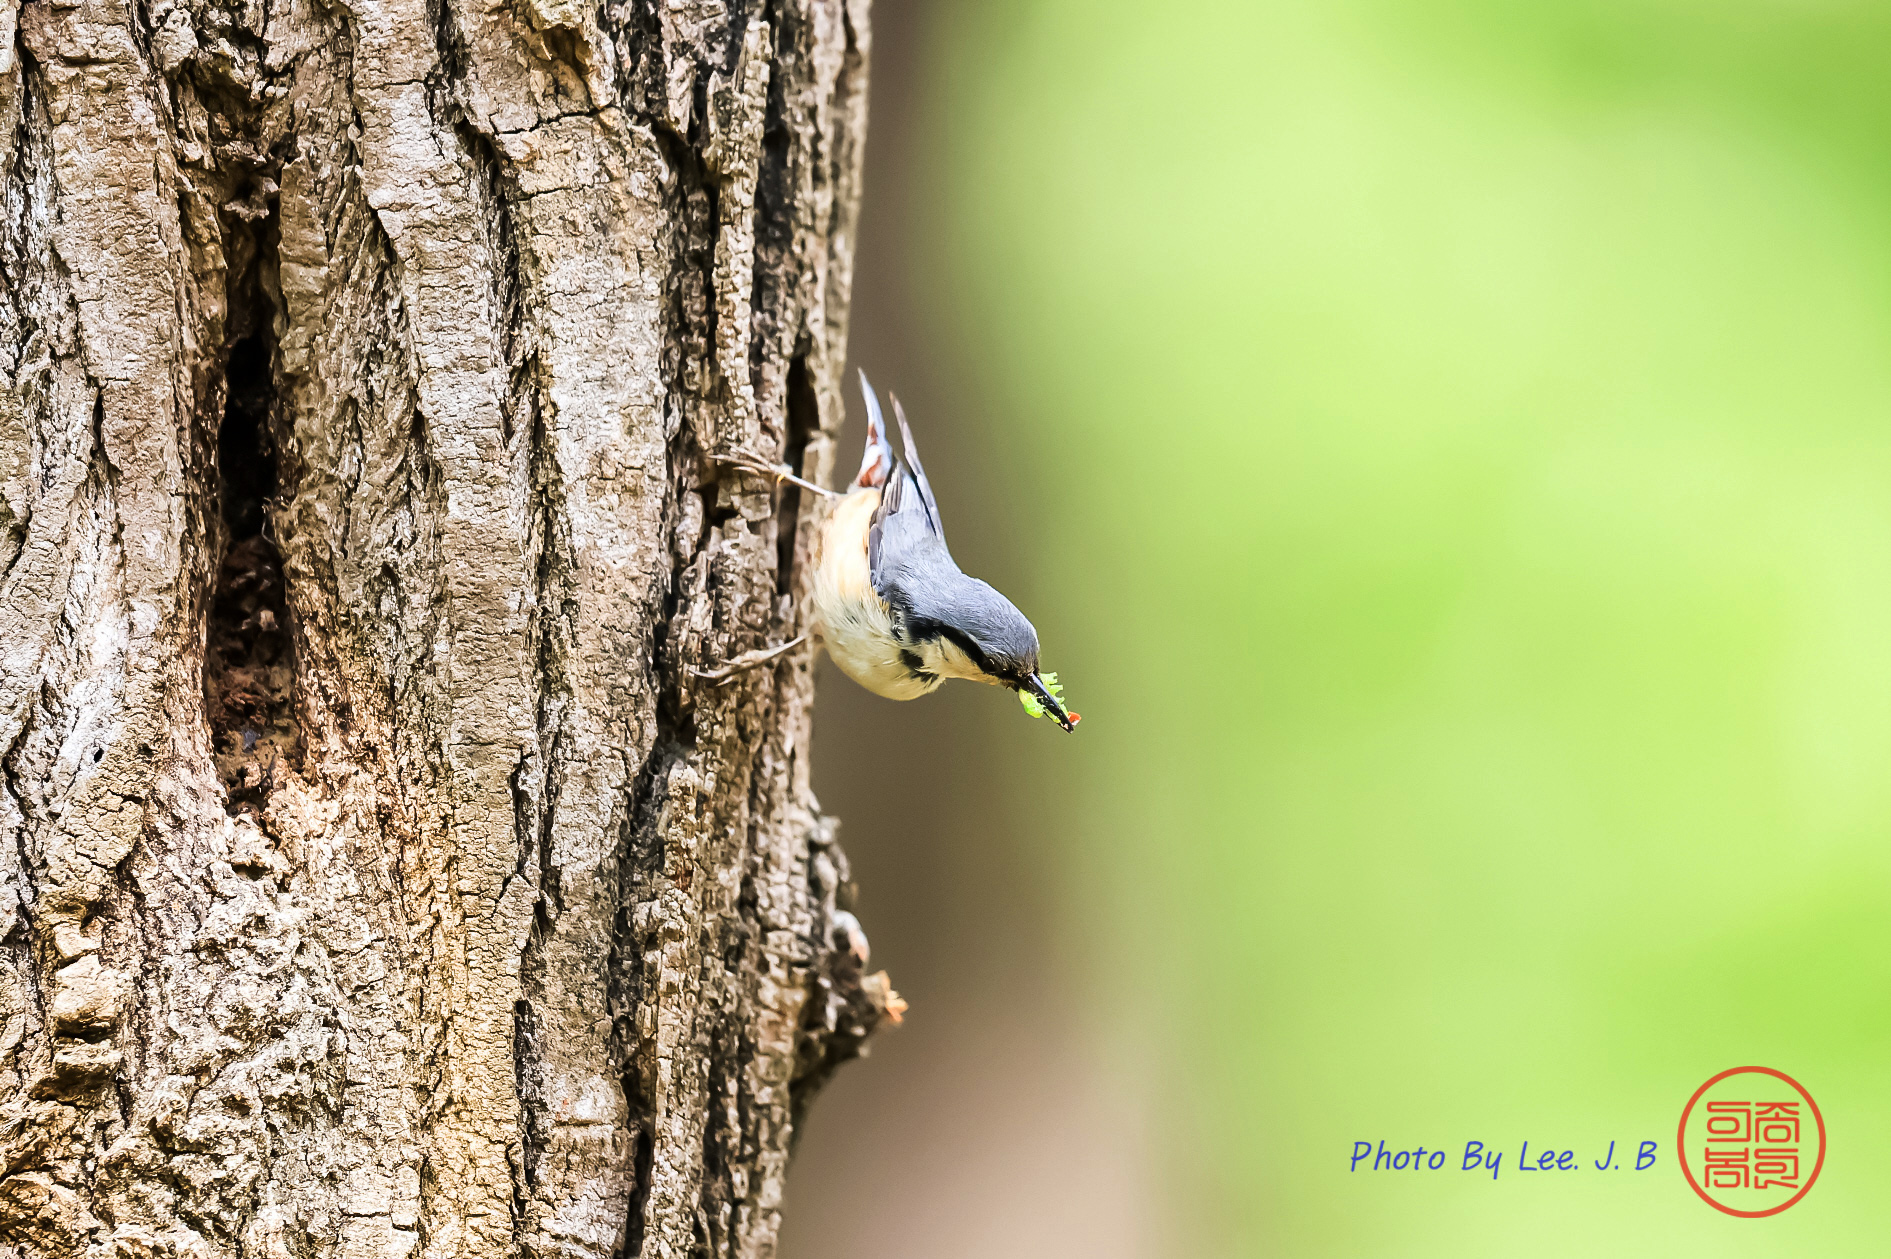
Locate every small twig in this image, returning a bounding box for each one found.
[717,450,840,499]
[690,633,811,683]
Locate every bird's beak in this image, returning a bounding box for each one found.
[1025,673,1078,732]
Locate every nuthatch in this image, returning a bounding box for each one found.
[808,373,1076,731]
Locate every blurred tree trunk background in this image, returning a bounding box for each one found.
[0,0,892,1255]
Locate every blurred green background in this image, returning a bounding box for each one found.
[781,1,1891,1254]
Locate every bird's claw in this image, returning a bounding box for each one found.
[689,633,811,683]
[716,449,839,499]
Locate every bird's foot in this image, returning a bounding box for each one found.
[716,449,839,499]
[690,633,811,683]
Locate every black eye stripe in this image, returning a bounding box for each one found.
[908,620,999,676]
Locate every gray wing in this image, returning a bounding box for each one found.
[866,388,950,595]
[889,394,941,531]
[868,455,949,598]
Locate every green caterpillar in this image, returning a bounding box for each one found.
[1019,671,1069,720]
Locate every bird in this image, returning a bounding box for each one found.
[807,371,1076,731]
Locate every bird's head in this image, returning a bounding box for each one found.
[894,570,1077,732]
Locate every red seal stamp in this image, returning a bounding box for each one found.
[1677,1066,1825,1217]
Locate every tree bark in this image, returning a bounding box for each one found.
[0,0,887,1254]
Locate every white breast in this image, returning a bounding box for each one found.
[811,488,942,701]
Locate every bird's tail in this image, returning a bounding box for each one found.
[853,370,895,489]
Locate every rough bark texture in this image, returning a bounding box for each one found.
[0,0,888,1254]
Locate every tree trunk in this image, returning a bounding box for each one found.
[0,0,888,1253]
